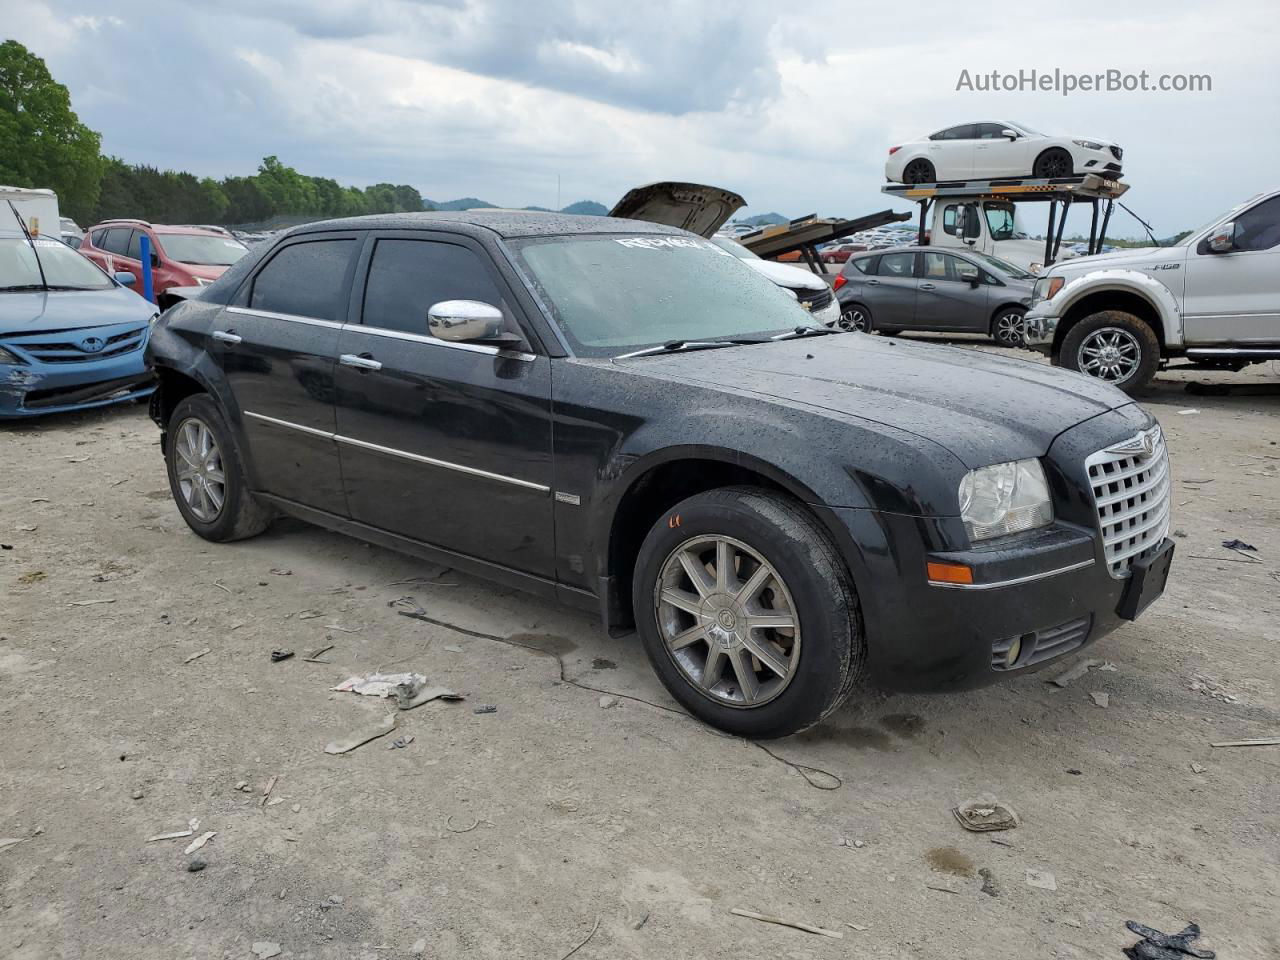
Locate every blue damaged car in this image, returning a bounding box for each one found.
[1,231,157,418]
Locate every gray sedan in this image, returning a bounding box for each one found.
[832,246,1035,346]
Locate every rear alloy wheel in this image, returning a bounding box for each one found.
[838,304,871,332]
[633,486,864,738]
[166,394,272,542]
[1057,310,1160,393]
[1033,147,1073,179]
[990,308,1026,347]
[902,158,936,185]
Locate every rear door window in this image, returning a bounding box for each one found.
[844,256,877,276]
[102,228,134,256]
[249,239,357,321]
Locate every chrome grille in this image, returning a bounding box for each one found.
[1085,425,1170,578]
[798,287,834,312]
[3,326,147,364]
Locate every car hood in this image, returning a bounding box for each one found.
[0,287,155,332]
[1049,246,1172,274]
[632,335,1131,467]
[609,182,746,239]
[741,258,829,292]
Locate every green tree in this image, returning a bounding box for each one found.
[0,39,104,223]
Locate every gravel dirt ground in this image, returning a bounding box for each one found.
[2,348,1278,960]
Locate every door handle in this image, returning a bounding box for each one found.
[920,283,937,290]
[340,353,382,372]
[867,279,880,286]
[211,330,242,345]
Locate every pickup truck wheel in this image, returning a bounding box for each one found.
[902,159,935,184]
[990,307,1026,347]
[632,486,864,739]
[1058,311,1160,393]
[166,394,271,542]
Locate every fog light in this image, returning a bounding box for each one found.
[1005,635,1023,668]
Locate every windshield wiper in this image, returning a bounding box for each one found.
[771,325,840,341]
[614,339,761,360]
[0,284,49,292]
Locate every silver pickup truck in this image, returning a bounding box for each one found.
[1024,188,1280,392]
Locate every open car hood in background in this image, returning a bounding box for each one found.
[608,182,746,239]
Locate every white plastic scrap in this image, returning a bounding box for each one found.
[332,673,428,698]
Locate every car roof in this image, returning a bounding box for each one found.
[289,210,688,241]
[88,222,230,237]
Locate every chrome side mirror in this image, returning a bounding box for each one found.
[1207,222,1237,253]
[427,300,506,343]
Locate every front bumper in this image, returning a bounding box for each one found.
[1022,302,1059,352]
[824,404,1168,691]
[0,352,154,418]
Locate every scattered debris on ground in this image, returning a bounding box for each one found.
[1210,737,1280,748]
[388,735,415,749]
[269,649,294,662]
[1048,658,1102,687]
[251,941,282,959]
[730,907,843,939]
[324,714,397,754]
[184,831,215,854]
[1024,869,1057,891]
[1123,920,1215,959]
[333,672,428,698]
[954,799,1019,832]
[1090,691,1110,708]
[1189,675,1240,704]
[187,857,206,872]
[978,867,999,897]
[473,704,498,715]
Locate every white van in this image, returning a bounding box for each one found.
[1,186,61,239]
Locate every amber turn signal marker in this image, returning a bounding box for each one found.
[926,562,974,585]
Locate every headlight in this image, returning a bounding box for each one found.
[958,459,1053,542]
[0,345,26,364]
[1031,276,1064,304]
[1072,139,1104,150]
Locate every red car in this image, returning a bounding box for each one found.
[821,243,867,263]
[79,220,249,302]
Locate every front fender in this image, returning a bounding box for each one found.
[1041,269,1183,346]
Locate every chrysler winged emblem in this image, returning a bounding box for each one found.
[1106,426,1160,458]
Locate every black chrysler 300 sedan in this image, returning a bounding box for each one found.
[147,208,1173,738]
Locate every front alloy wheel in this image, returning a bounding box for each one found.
[992,310,1026,347]
[1077,326,1141,382]
[174,417,226,521]
[655,535,800,707]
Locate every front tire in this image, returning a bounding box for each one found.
[1057,310,1160,393]
[1033,147,1073,178]
[632,487,864,739]
[166,394,271,542]
[990,307,1026,347]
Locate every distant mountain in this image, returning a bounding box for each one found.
[423,197,497,211]
[422,197,607,215]
[735,212,787,227]
[560,200,608,216]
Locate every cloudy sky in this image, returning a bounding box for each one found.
[6,0,1277,236]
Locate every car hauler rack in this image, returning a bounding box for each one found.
[882,173,1129,268]
[739,209,911,273]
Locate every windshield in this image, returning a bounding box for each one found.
[710,235,760,259]
[511,234,814,358]
[0,237,113,290]
[157,233,249,266]
[965,250,1035,280]
[982,202,1024,242]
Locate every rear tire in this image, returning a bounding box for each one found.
[1057,310,1160,394]
[1033,147,1073,179]
[632,486,865,739]
[902,158,936,184]
[838,303,872,333]
[166,394,271,542]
